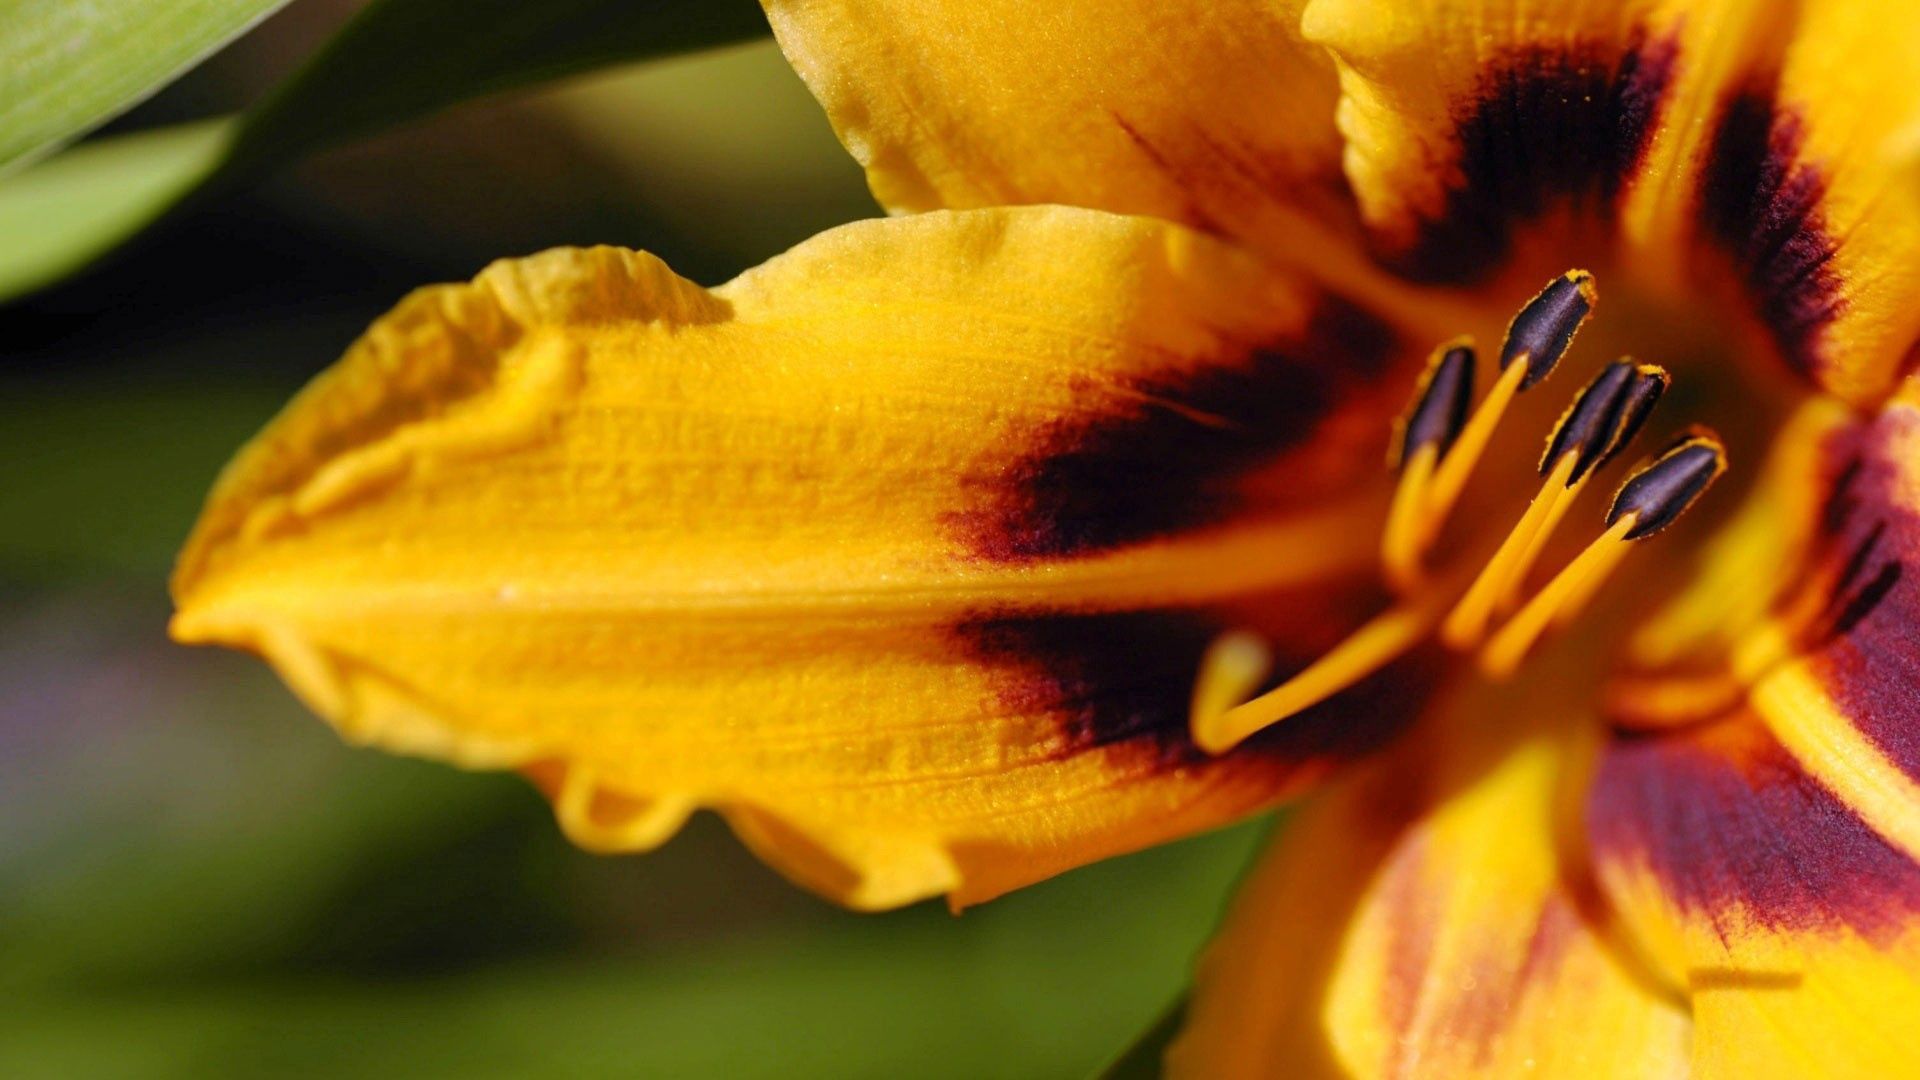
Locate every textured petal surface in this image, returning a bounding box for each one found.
[763,0,1375,278]
[1302,0,1920,402]
[1699,0,1920,402]
[1300,0,1704,282]
[1322,737,1689,1079]
[1173,696,1689,1078]
[1589,713,1920,1076]
[172,206,1436,910]
[1630,379,1920,876]
[1594,375,1920,1075]
[1167,760,1409,1079]
[1742,378,1920,885]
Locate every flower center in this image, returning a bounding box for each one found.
[1191,271,1729,755]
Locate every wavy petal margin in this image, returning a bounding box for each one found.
[172,206,1438,909]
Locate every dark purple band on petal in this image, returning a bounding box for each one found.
[1699,86,1843,385]
[952,293,1399,563]
[1589,718,1920,942]
[959,601,1438,772]
[1806,411,1920,784]
[1389,32,1677,284]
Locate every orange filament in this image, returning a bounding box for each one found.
[1440,452,1581,647]
[1412,360,1525,560]
[1187,272,1728,756]
[1479,516,1638,678]
[1605,670,1748,731]
[1382,442,1439,590]
[1191,590,1451,755]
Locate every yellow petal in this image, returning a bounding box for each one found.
[1166,759,1409,1079]
[764,0,1370,277]
[1595,368,1920,1073]
[1301,0,1724,281]
[1588,713,1920,1075]
[1697,0,1920,403]
[1745,376,1920,878]
[1625,394,1852,674]
[172,205,1437,910]
[1629,378,1920,869]
[1173,711,1688,1077]
[1304,0,1920,402]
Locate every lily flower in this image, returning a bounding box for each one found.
[171,0,1920,1073]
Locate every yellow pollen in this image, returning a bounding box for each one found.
[1186,272,1728,757]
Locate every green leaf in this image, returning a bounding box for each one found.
[0,0,771,303]
[0,119,233,300]
[1096,997,1187,1079]
[0,0,289,175]
[222,0,774,177]
[3,697,1268,1077]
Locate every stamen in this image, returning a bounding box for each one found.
[1191,592,1448,755]
[1190,631,1272,748]
[1605,430,1728,540]
[1440,360,1666,645]
[1441,452,1579,647]
[1383,341,1474,588]
[1541,361,1641,485]
[1597,365,1670,469]
[1382,444,1439,589]
[1190,273,1726,754]
[1416,360,1525,553]
[1400,271,1596,575]
[1500,270,1597,389]
[1493,362,1668,614]
[1479,433,1728,678]
[1479,517,1637,679]
[1392,340,1477,470]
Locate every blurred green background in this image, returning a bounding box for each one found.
[0,5,1266,1076]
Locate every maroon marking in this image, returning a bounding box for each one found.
[1375,833,1441,1052]
[1109,113,1232,239]
[952,293,1398,563]
[958,605,1439,771]
[1819,455,1864,536]
[1510,894,1584,1005]
[1699,86,1844,384]
[1388,33,1678,283]
[1588,719,1920,942]
[1805,410,1920,784]
[1107,111,1356,242]
[1461,895,1584,1067]
[1825,560,1903,639]
[1371,834,1586,1068]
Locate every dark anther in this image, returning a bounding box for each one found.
[1542,361,1636,484]
[1500,270,1596,388]
[1607,433,1728,539]
[1596,364,1669,469]
[1394,342,1475,467]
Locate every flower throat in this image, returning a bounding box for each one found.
[1191,271,1728,755]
